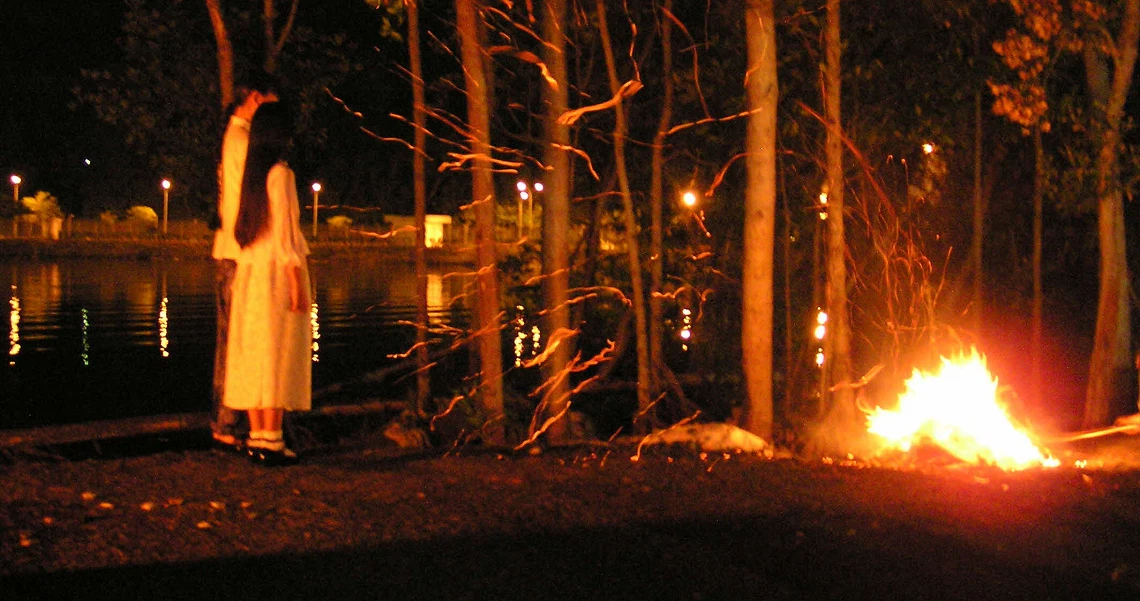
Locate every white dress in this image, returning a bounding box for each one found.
[223,163,312,411]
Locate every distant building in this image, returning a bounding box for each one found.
[383,214,453,247]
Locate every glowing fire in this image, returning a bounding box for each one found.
[865,349,1058,470]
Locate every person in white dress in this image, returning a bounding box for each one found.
[223,101,312,465]
[211,71,279,452]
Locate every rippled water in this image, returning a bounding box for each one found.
[1,257,468,430]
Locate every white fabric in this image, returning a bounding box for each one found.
[211,115,250,260]
[223,163,312,411]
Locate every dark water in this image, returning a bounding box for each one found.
[1,257,467,430]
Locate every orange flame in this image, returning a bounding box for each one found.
[865,349,1058,471]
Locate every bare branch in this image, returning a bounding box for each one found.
[557,80,643,125]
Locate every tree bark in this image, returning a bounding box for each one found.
[262,0,299,74]
[204,0,234,109]
[823,0,852,416]
[971,90,984,328]
[1083,0,1140,428]
[539,0,572,443]
[456,0,505,443]
[596,0,653,427]
[649,0,674,379]
[408,0,431,416]
[741,0,777,441]
[1031,128,1043,415]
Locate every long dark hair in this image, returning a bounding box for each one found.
[235,102,292,248]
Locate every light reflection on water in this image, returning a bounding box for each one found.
[1,257,467,430]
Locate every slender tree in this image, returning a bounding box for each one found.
[205,0,300,102]
[204,0,235,109]
[1083,0,1140,427]
[649,0,674,378]
[456,0,506,444]
[595,0,653,426]
[539,0,573,443]
[822,0,854,424]
[991,0,1140,427]
[406,0,431,416]
[261,0,300,74]
[742,0,777,441]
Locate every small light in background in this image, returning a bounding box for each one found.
[681,191,698,208]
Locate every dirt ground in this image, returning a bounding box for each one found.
[2,432,1140,601]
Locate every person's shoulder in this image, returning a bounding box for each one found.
[268,162,295,183]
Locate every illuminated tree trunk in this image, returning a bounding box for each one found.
[205,0,297,104]
[649,0,674,379]
[539,0,572,443]
[204,0,235,109]
[971,90,984,328]
[1083,0,1139,428]
[823,0,852,417]
[596,0,653,426]
[408,0,430,416]
[741,0,776,441]
[456,0,505,443]
[1031,128,1043,414]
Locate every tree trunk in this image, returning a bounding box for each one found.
[539,0,572,443]
[823,0,852,416]
[261,0,299,74]
[1031,128,1043,414]
[741,0,777,441]
[1082,0,1140,428]
[204,0,234,109]
[456,0,505,443]
[971,90,984,328]
[649,0,674,379]
[408,0,430,416]
[596,0,653,427]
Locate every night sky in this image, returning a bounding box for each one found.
[0,1,395,215]
[1,2,125,208]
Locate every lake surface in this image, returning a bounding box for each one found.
[1,257,468,430]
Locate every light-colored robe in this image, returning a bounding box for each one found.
[223,163,312,411]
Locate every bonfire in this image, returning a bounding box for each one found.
[864,348,1058,471]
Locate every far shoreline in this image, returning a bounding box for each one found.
[0,238,476,265]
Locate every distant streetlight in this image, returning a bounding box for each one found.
[161,179,171,235]
[10,175,20,206]
[311,182,322,239]
[681,190,698,209]
[516,181,528,239]
[9,175,19,238]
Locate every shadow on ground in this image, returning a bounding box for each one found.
[5,515,1132,601]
